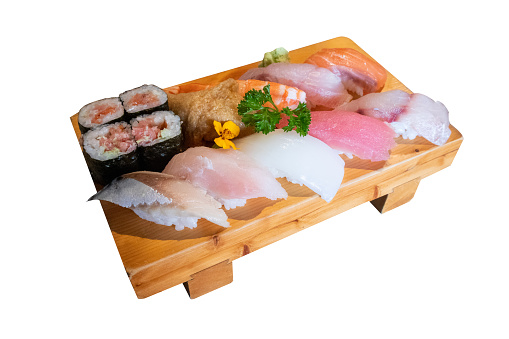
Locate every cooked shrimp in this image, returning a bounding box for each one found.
[305,48,387,96]
[165,79,307,110]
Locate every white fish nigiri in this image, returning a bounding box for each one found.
[234,130,345,203]
[338,90,451,146]
[239,63,351,109]
[88,171,229,230]
[392,93,451,146]
[163,147,288,210]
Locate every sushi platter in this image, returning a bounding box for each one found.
[71,36,463,299]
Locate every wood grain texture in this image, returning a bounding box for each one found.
[70,36,463,299]
[183,260,233,299]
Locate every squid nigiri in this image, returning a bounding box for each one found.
[234,130,345,203]
[305,48,387,96]
[163,147,288,210]
[308,110,396,162]
[338,90,451,146]
[88,171,230,230]
[239,63,351,109]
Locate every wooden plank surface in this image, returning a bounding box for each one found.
[71,36,463,299]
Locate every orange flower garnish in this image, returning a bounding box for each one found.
[214,120,240,150]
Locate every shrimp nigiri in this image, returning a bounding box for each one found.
[305,48,387,97]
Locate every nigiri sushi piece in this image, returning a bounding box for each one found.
[339,89,410,122]
[308,110,396,162]
[338,90,451,146]
[163,147,288,210]
[239,63,352,109]
[166,79,307,111]
[234,130,345,203]
[88,171,230,230]
[305,48,387,96]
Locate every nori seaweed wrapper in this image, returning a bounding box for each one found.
[83,149,140,186]
[120,84,169,120]
[138,133,183,172]
[78,97,125,135]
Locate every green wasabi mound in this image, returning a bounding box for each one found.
[259,47,290,67]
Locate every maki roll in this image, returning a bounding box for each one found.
[81,122,139,185]
[120,84,169,119]
[78,97,125,134]
[131,111,183,172]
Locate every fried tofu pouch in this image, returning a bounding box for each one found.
[165,78,254,148]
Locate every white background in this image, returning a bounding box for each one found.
[2,1,508,338]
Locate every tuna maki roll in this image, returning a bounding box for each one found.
[78,97,125,134]
[82,122,140,185]
[130,111,183,172]
[120,84,169,119]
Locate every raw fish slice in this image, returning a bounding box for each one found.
[338,90,451,146]
[234,130,345,203]
[308,110,396,162]
[392,93,451,146]
[305,48,387,96]
[338,89,411,122]
[239,63,351,109]
[163,147,288,209]
[88,171,229,230]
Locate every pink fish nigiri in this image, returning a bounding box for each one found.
[307,110,396,161]
[338,90,451,146]
[239,63,351,109]
[163,146,288,210]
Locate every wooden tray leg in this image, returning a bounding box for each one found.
[183,260,233,299]
[370,177,421,214]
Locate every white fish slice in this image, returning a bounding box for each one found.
[240,63,351,109]
[89,171,230,230]
[163,147,288,210]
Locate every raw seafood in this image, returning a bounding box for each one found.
[88,171,230,230]
[308,110,396,161]
[338,90,451,145]
[305,48,387,96]
[130,111,183,171]
[339,89,410,122]
[234,130,345,203]
[163,147,288,209]
[81,122,139,185]
[239,62,351,109]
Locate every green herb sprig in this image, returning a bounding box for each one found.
[237,84,311,136]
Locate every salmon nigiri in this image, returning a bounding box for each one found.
[305,48,387,96]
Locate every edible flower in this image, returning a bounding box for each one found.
[214,120,240,149]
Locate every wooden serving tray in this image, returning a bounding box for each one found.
[71,37,463,299]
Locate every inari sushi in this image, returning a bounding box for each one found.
[130,111,183,172]
[81,121,139,185]
[78,97,125,134]
[120,84,169,119]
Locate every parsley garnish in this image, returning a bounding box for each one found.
[237,84,311,136]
